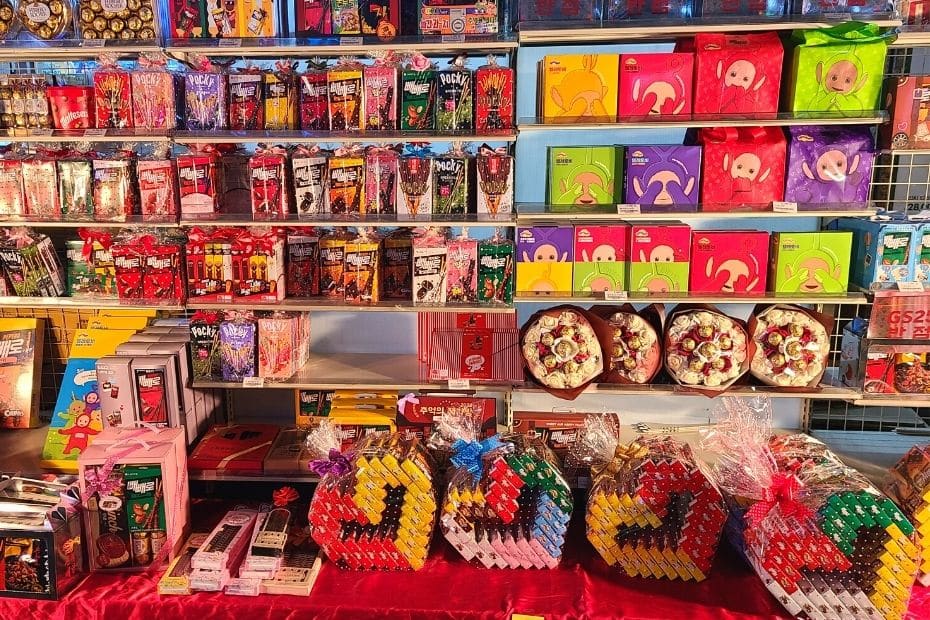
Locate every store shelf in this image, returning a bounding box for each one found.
[180,212,516,228]
[0,297,184,311]
[187,299,514,313]
[514,292,868,305]
[516,204,876,221]
[0,39,161,60]
[173,130,517,145]
[0,215,179,228]
[191,352,514,391]
[512,382,862,400]
[0,129,172,143]
[518,112,887,130]
[853,395,930,408]
[889,26,930,47]
[517,15,901,44]
[165,34,517,58]
[189,470,318,483]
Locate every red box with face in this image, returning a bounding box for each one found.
[690,32,783,116]
[698,126,786,210]
[689,230,769,294]
[618,53,693,119]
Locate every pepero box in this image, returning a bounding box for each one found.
[628,223,691,293]
[691,32,783,116]
[381,230,413,301]
[328,68,363,132]
[286,233,321,297]
[299,70,330,131]
[397,395,496,441]
[292,152,328,215]
[264,71,298,131]
[400,68,436,131]
[830,218,914,289]
[548,146,621,206]
[689,230,769,294]
[363,65,398,131]
[698,126,786,210]
[516,226,573,295]
[618,53,694,119]
[239,0,278,37]
[365,148,398,214]
[769,231,853,293]
[540,54,620,121]
[229,72,264,130]
[249,151,290,216]
[137,159,178,219]
[344,237,380,304]
[320,234,347,298]
[0,159,24,216]
[413,234,448,305]
[573,224,628,294]
[177,153,220,215]
[446,238,478,304]
[328,156,365,214]
[625,145,701,207]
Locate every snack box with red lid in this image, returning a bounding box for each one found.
[188,424,280,475]
[396,395,497,441]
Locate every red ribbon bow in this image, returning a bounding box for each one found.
[78,228,113,261]
[272,486,299,507]
[745,472,814,529]
[295,144,321,157]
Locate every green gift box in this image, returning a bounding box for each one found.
[769,231,853,293]
[786,23,887,114]
[628,263,689,293]
[547,146,622,207]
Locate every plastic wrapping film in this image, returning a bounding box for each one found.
[570,413,726,581]
[883,445,930,587]
[306,421,437,570]
[429,410,573,569]
[702,397,917,620]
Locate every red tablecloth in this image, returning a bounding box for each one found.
[3,509,930,620]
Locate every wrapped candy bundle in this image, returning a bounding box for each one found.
[591,305,662,385]
[521,305,604,399]
[883,444,930,586]
[430,412,573,569]
[749,306,831,388]
[704,398,917,620]
[572,414,726,580]
[307,422,437,571]
[665,307,749,391]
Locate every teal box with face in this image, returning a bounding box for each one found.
[547,146,622,206]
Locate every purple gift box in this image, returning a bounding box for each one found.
[516,226,574,262]
[784,126,874,205]
[625,145,702,209]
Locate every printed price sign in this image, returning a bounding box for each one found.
[869,290,930,340]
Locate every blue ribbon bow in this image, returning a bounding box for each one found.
[404,143,433,158]
[451,435,505,481]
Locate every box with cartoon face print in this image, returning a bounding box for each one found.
[573,224,628,293]
[627,223,691,293]
[770,231,853,293]
[516,226,573,294]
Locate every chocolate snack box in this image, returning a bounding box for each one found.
[548,146,621,207]
[286,233,321,297]
[264,71,298,131]
[292,153,328,215]
[381,230,413,300]
[0,318,43,429]
[328,157,365,214]
[229,73,264,130]
[344,237,380,304]
[364,65,398,131]
[328,68,363,131]
[400,69,436,131]
[299,70,330,131]
[476,64,513,132]
[436,67,473,132]
[413,241,447,305]
[320,234,347,298]
[432,155,469,214]
[769,231,853,293]
[573,224,628,294]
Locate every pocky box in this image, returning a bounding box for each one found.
[190,312,221,381]
[432,155,469,214]
[184,72,227,131]
[131,69,176,130]
[177,154,219,215]
[397,155,433,216]
[478,239,514,304]
[516,226,573,294]
[365,148,398,214]
[689,230,769,294]
[541,54,620,121]
[364,65,398,131]
[249,152,289,216]
[299,70,330,131]
[400,68,436,131]
[292,153,328,215]
[219,319,257,382]
[93,70,133,129]
[344,237,380,304]
[413,235,448,305]
[436,66,473,131]
[573,224,628,294]
[447,238,478,304]
[319,234,347,298]
[328,68,363,131]
[137,159,178,219]
[476,62,514,132]
[381,230,413,300]
[784,125,874,204]
[547,146,620,206]
[58,159,93,217]
[618,53,694,119]
[699,126,787,209]
[22,157,57,218]
[228,73,264,130]
[264,71,298,131]
[287,233,321,297]
[625,146,702,207]
[628,223,691,293]
[0,159,24,216]
[691,32,784,116]
[328,156,364,214]
[92,158,137,221]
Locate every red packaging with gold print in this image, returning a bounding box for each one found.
[93,68,133,129]
[47,86,94,130]
[476,62,514,132]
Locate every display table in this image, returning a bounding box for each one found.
[3,504,930,620]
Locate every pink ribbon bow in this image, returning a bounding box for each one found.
[397,393,420,415]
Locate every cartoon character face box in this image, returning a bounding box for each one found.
[691,32,783,115]
[784,126,874,204]
[699,126,786,208]
[618,53,694,119]
[625,146,702,206]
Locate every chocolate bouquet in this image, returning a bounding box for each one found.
[748,305,831,388]
[883,444,930,586]
[591,305,663,385]
[307,422,438,571]
[430,410,573,569]
[572,414,726,580]
[665,307,749,391]
[703,397,917,619]
[521,305,605,399]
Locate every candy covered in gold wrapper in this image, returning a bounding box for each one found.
[884,444,930,587]
[78,0,156,40]
[18,0,73,39]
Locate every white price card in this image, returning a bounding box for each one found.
[83,129,107,137]
[30,128,53,136]
[242,377,265,388]
[772,201,799,213]
[617,204,642,214]
[447,378,471,390]
[83,39,106,48]
[442,34,466,43]
[218,38,242,48]
[604,290,628,301]
[340,37,363,46]
[897,281,925,292]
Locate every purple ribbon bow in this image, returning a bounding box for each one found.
[309,449,352,477]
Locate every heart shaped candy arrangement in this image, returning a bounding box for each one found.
[574,415,726,580]
[706,399,917,620]
[307,424,437,570]
[883,444,930,586]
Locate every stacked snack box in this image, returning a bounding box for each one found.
[884,445,930,586]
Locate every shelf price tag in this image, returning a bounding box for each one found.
[604,290,628,301]
[442,34,466,43]
[83,128,106,137]
[772,201,798,213]
[447,378,471,390]
[897,281,925,292]
[340,36,363,46]
[242,377,265,388]
[31,128,53,136]
[617,203,641,215]
[218,38,242,48]
[83,39,105,48]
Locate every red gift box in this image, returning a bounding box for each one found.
[690,32,783,116]
[618,53,693,119]
[427,329,522,382]
[416,311,518,373]
[188,424,279,475]
[397,395,496,441]
[698,126,786,210]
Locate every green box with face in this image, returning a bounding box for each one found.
[628,263,690,293]
[770,231,853,294]
[547,146,621,207]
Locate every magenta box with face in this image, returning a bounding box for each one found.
[625,145,702,207]
[784,126,874,204]
[517,226,574,263]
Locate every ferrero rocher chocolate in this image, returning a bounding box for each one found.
[0,0,17,38]
[18,0,72,40]
[749,306,830,388]
[522,307,603,394]
[79,0,157,40]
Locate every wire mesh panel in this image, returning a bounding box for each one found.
[872,151,930,213]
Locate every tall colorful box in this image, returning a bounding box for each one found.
[0,318,43,429]
[698,126,786,209]
[915,222,930,283]
[784,125,874,204]
[628,223,691,293]
[785,23,887,114]
[625,145,702,207]
[540,54,620,121]
[830,218,914,289]
[516,226,573,294]
[547,146,621,206]
[689,230,769,294]
[881,75,930,149]
[618,53,693,119]
[573,225,628,294]
[691,32,783,115]
[769,231,853,293]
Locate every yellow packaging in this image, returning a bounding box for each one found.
[328,156,365,214]
[264,72,298,130]
[516,262,573,295]
[333,390,396,401]
[344,238,380,304]
[239,0,277,37]
[540,54,620,121]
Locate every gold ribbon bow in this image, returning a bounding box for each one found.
[592,441,649,480]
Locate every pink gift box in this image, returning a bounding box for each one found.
[689,230,769,294]
[619,53,694,119]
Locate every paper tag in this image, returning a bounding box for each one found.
[604,290,628,301]
[31,128,53,136]
[897,281,925,292]
[772,201,798,213]
[442,34,466,43]
[242,377,265,388]
[448,378,471,390]
[340,36,363,45]
[83,128,107,137]
[83,39,106,48]
[225,578,261,596]
[218,38,242,48]
[617,203,642,214]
